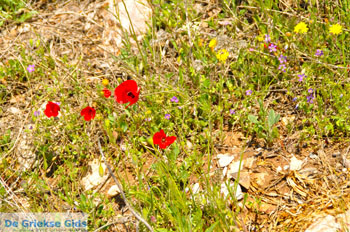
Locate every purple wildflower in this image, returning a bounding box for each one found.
[268,43,277,53]
[315,49,324,57]
[278,64,286,72]
[292,97,297,102]
[145,117,151,121]
[246,89,252,96]
[178,106,182,109]
[165,114,171,119]
[27,65,35,73]
[34,111,40,117]
[307,94,314,103]
[278,55,287,64]
[298,73,306,82]
[265,34,271,43]
[229,109,235,115]
[249,48,254,52]
[29,125,33,130]
[340,94,343,98]
[170,96,179,103]
[308,88,313,93]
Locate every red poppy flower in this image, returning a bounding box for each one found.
[114,80,140,108]
[153,129,176,149]
[102,88,111,98]
[81,106,96,121]
[44,101,60,118]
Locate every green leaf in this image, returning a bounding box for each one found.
[248,114,259,124]
[120,121,128,132]
[155,229,171,232]
[205,221,219,232]
[99,163,104,177]
[268,109,279,128]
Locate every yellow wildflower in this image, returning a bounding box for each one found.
[216,49,229,63]
[102,78,109,86]
[329,24,342,35]
[256,35,264,42]
[209,38,217,50]
[198,38,204,47]
[294,22,309,34]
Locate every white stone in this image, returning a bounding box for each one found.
[220,182,243,200]
[81,159,108,191]
[217,154,234,167]
[222,166,227,178]
[228,160,244,174]
[305,215,340,232]
[290,155,303,171]
[107,185,121,197]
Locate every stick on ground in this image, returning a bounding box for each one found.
[98,137,154,232]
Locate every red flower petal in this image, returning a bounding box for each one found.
[44,101,60,118]
[102,88,111,98]
[114,80,140,108]
[153,129,176,149]
[165,136,177,146]
[153,129,165,145]
[81,106,96,121]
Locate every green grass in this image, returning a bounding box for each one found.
[1,0,350,231]
[0,0,36,26]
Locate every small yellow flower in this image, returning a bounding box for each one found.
[198,38,204,47]
[216,49,229,63]
[256,35,264,42]
[209,38,217,50]
[294,22,309,34]
[102,78,109,86]
[286,32,292,37]
[329,24,342,35]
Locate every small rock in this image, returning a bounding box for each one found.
[251,173,269,187]
[290,155,303,171]
[81,159,108,191]
[276,166,282,173]
[309,153,318,159]
[217,154,234,167]
[305,215,340,232]
[107,185,121,197]
[244,157,255,169]
[220,182,243,200]
[222,166,227,178]
[228,160,244,174]
[229,171,251,189]
[186,140,193,149]
[336,209,350,228]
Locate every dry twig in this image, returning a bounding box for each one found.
[98,137,154,232]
